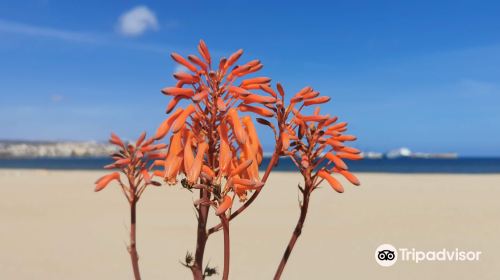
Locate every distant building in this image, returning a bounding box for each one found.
[384,147,458,159]
[386,147,412,159]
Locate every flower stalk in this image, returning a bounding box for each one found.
[271,87,363,279]
[95,132,164,280]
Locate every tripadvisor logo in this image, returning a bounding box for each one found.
[375,244,397,267]
[375,244,482,267]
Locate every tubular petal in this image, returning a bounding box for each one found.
[201,165,215,178]
[228,86,251,97]
[166,96,183,114]
[325,153,348,170]
[339,169,360,186]
[161,87,195,97]
[227,108,247,144]
[241,77,271,86]
[187,142,208,184]
[94,172,120,192]
[337,152,363,160]
[328,122,348,131]
[164,155,183,185]
[215,195,233,216]
[242,94,276,104]
[172,105,195,133]
[335,135,357,141]
[155,108,183,139]
[327,138,345,148]
[300,115,329,122]
[225,49,243,69]
[302,91,320,100]
[259,84,277,97]
[171,53,198,72]
[281,132,290,150]
[303,96,331,106]
[183,134,195,172]
[238,104,274,117]
[173,72,199,83]
[230,159,253,177]
[188,55,208,71]
[341,146,361,154]
[135,132,146,147]
[141,169,152,183]
[218,122,232,176]
[198,40,211,64]
[114,158,131,165]
[296,86,313,96]
[109,133,124,147]
[318,170,344,193]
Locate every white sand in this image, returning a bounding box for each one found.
[0,169,499,279]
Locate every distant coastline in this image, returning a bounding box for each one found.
[0,140,116,158]
[0,141,459,160]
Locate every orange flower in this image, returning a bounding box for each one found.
[215,195,233,216]
[97,132,164,195]
[227,108,247,144]
[161,87,195,98]
[303,96,330,106]
[317,170,344,193]
[218,121,232,176]
[325,152,348,170]
[171,53,198,72]
[187,142,208,184]
[337,169,360,186]
[336,152,363,160]
[95,172,120,192]
[225,49,243,69]
[241,94,276,104]
[188,54,208,71]
[173,72,199,84]
[166,96,182,114]
[241,77,271,86]
[183,132,195,172]
[197,39,211,65]
[230,159,253,177]
[155,108,183,140]
[238,104,274,117]
[172,105,196,133]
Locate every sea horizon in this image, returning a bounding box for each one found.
[1,156,499,174]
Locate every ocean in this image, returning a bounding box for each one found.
[0,157,499,173]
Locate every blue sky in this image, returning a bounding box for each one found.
[1,0,499,156]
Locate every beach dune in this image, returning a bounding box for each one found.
[0,170,499,279]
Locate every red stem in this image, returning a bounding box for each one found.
[273,189,311,280]
[129,201,142,280]
[220,215,230,280]
[191,189,210,280]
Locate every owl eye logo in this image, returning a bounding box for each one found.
[377,250,395,261]
[375,244,397,266]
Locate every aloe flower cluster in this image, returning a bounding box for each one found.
[95,40,362,280]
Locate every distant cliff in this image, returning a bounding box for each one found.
[0,140,117,158]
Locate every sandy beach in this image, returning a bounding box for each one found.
[0,169,499,279]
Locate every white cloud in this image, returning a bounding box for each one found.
[0,19,97,43]
[117,6,158,37]
[0,18,174,54]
